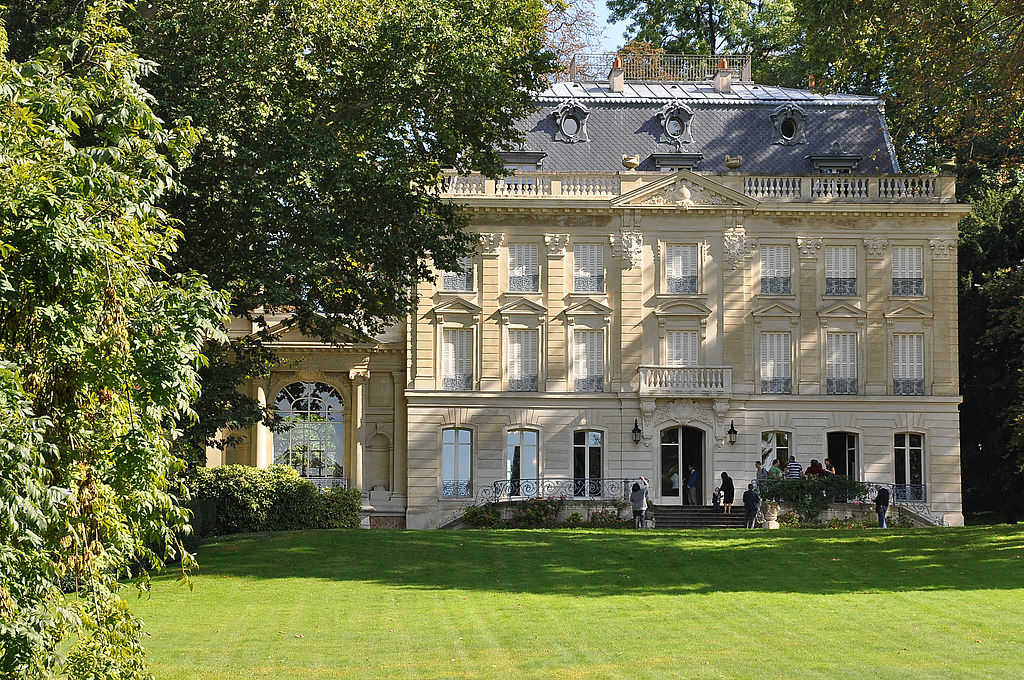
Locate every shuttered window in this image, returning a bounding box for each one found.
[573,330,604,392]
[509,244,539,292]
[760,332,792,393]
[573,243,604,293]
[442,328,473,391]
[760,246,791,295]
[442,256,473,292]
[893,333,924,395]
[826,332,857,394]
[825,246,857,296]
[665,330,699,366]
[507,329,539,391]
[892,246,924,296]
[666,244,698,294]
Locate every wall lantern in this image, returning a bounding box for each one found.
[727,420,738,445]
[631,419,643,446]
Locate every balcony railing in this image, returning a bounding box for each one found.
[304,476,349,491]
[479,477,634,502]
[561,53,753,83]
[439,171,956,203]
[639,365,732,397]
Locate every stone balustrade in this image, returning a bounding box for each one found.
[638,365,733,397]
[438,171,956,203]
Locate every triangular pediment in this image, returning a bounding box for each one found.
[261,318,371,345]
[611,169,758,209]
[654,300,713,318]
[431,297,483,316]
[498,297,548,316]
[884,301,934,319]
[817,300,867,319]
[564,299,614,316]
[752,300,801,318]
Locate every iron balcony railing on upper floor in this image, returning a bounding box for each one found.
[439,171,956,204]
[561,53,753,83]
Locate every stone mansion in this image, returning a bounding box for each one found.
[207,55,970,528]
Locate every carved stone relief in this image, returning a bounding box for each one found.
[478,232,505,255]
[639,398,731,448]
[723,228,757,270]
[796,237,823,259]
[929,238,955,259]
[610,229,644,269]
[864,238,888,259]
[544,233,570,256]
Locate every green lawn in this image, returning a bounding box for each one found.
[131,526,1024,680]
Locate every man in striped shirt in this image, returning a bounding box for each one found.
[785,456,802,479]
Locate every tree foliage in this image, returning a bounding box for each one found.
[0,2,227,676]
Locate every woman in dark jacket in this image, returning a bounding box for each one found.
[720,472,735,514]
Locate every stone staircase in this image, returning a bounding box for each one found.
[648,504,748,529]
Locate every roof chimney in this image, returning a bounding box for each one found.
[713,57,732,94]
[608,56,624,93]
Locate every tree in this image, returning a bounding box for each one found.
[120,0,555,460]
[0,2,227,676]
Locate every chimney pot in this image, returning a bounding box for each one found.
[608,56,625,93]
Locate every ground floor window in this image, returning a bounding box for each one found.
[894,433,925,500]
[572,430,602,497]
[506,429,539,497]
[827,431,857,478]
[273,381,345,478]
[441,428,472,497]
[760,431,790,466]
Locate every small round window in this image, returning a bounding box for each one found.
[561,114,580,137]
[666,116,684,138]
[780,117,798,140]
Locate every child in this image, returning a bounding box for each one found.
[712,487,722,513]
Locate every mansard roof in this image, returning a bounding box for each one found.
[515,79,899,175]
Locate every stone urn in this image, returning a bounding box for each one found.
[621,154,641,169]
[725,154,743,170]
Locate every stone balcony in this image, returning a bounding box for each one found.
[638,365,733,397]
[439,171,957,203]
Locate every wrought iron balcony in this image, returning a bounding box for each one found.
[827,377,858,395]
[761,377,792,394]
[574,375,604,392]
[894,379,925,396]
[508,375,539,392]
[442,480,473,497]
[761,276,791,295]
[667,275,698,294]
[442,375,473,391]
[477,477,634,502]
[573,275,605,293]
[639,365,732,397]
[892,278,924,296]
[304,476,349,491]
[825,277,857,296]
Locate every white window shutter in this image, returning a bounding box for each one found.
[826,246,855,279]
[762,332,791,379]
[526,244,538,278]
[525,330,538,376]
[894,246,923,279]
[894,333,924,380]
[666,245,682,280]
[445,329,472,379]
[587,330,603,379]
[827,332,856,379]
[666,331,698,366]
[509,244,524,278]
[442,330,455,378]
[508,330,523,379]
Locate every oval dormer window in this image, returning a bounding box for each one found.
[561,115,580,137]
[780,117,798,140]
[666,116,684,138]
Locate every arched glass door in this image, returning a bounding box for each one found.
[273,381,345,479]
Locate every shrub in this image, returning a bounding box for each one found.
[184,465,362,536]
[510,496,565,528]
[565,512,584,527]
[760,476,871,522]
[584,510,628,528]
[464,504,502,529]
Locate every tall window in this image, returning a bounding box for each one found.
[573,430,603,497]
[666,244,698,294]
[894,433,924,501]
[825,245,857,296]
[893,333,924,395]
[826,332,857,394]
[273,382,345,478]
[441,428,472,497]
[442,256,473,292]
[573,243,604,293]
[506,429,539,497]
[509,243,539,292]
[666,330,699,366]
[507,329,539,392]
[442,328,473,391]
[573,329,604,392]
[760,332,792,394]
[892,246,924,296]
[760,245,791,295]
[761,431,790,465]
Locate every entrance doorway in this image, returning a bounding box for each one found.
[660,426,704,505]
[827,432,857,478]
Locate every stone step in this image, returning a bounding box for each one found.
[647,505,748,528]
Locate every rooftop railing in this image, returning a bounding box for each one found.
[439,171,957,203]
[562,53,753,83]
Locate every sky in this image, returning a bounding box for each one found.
[593,1,632,53]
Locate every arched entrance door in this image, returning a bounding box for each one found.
[660,426,704,505]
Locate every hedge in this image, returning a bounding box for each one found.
[183,465,362,539]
